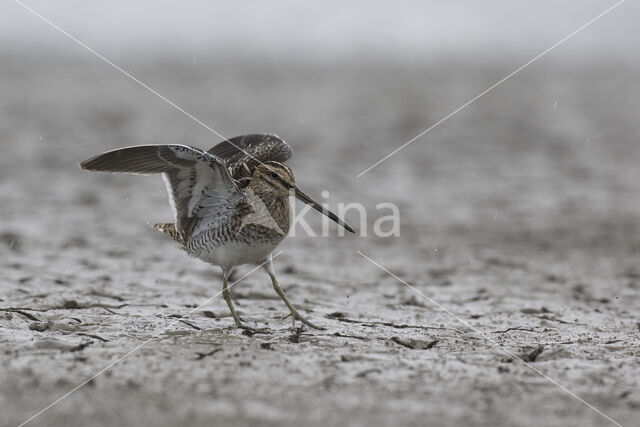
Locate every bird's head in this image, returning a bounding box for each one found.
[253,161,355,234]
[253,161,296,193]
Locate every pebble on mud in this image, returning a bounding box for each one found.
[29,321,53,332]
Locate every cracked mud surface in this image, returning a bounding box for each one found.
[1,55,639,426]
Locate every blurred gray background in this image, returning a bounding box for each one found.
[3,0,639,59]
[2,2,639,427]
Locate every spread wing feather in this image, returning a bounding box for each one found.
[80,144,243,238]
[207,133,292,180]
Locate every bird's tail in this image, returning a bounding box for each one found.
[153,222,186,246]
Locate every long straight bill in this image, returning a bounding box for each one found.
[292,187,355,233]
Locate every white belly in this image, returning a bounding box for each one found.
[197,241,280,268]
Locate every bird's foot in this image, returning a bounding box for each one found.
[292,312,324,331]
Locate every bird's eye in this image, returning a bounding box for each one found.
[270,171,278,178]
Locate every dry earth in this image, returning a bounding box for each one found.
[1,53,639,426]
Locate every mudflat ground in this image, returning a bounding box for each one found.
[1,53,639,426]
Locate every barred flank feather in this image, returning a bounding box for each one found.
[153,223,186,246]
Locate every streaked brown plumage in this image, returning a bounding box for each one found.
[80,134,354,331]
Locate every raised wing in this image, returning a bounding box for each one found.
[80,144,243,239]
[207,133,292,180]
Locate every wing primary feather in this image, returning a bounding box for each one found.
[80,145,174,174]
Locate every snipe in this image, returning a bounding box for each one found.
[80,134,354,331]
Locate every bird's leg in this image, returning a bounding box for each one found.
[221,268,242,328]
[263,258,324,330]
[221,268,267,333]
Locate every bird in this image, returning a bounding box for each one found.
[80,133,355,331]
